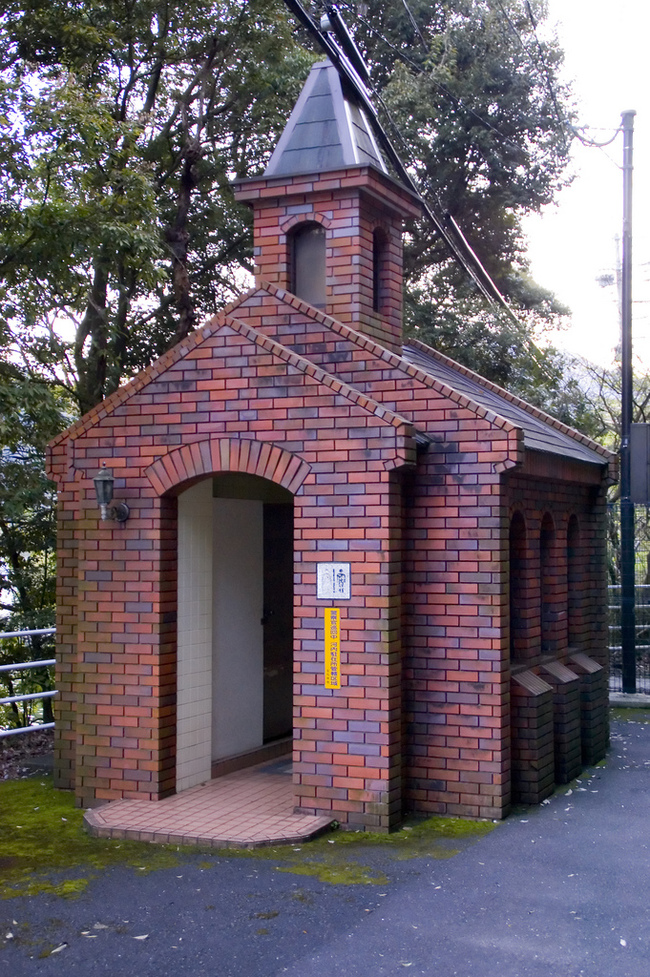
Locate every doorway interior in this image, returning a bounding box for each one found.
[176,474,293,792]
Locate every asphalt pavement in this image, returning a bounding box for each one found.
[2,715,649,977]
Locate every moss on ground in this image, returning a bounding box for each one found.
[0,776,497,895]
[611,707,650,723]
[215,815,496,885]
[0,776,181,900]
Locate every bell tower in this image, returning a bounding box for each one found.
[234,60,421,353]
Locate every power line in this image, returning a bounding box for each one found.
[335,0,535,159]
[398,0,428,51]
[281,1,575,382]
[570,125,623,150]
[498,0,623,157]
[283,0,513,312]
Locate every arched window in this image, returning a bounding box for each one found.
[540,512,556,653]
[509,511,528,661]
[289,222,326,308]
[372,227,388,313]
[567,515,580,649]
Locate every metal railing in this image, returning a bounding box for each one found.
[0,628,56,738]
[608,585,650,693]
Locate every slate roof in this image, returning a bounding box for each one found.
[402,341,609,467]
[264,61,387,177]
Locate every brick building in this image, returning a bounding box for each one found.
[47,61,613,829]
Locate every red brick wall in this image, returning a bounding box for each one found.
[505,466,609,670]
[48,318,416,827]
[231,287,522,819]
[235,167,421,354]
[50,467,80,790]
[506,465,609,793]
[229,286,610,816]
[47,263,610,826]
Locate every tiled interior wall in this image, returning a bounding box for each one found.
[177,479,213,792]
[212,498,264,759]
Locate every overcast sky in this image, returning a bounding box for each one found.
[524,0,649,367]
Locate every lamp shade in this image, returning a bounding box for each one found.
[93,468,114,508]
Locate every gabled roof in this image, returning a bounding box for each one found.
[264,60,387,177]
[47,299,421,455]
[402,340,612,467]
[233,281,612,470]
[48,274,612,479]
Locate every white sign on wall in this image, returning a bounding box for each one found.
[317,563,351,600]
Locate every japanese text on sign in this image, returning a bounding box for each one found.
[324,608,341,690]
[317,563,351,600]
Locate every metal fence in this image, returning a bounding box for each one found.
[608,585,650,693]
[0,628,56,738]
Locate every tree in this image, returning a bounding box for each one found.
[0,362,68,727]
[356,0,574,295]
[1,0,314,414]
[1,0,580,420]
[572,359,650,584]
[350,0,579,404]
[406,285,599,433]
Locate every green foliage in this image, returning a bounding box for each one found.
[405,281,600,436]
[575,361,650,584]
[1,0,314,413]
[352,0,585,422]
[0,0,606,636]
[0,361,70,726]
[0,0,583,422]
[356,0,574,299]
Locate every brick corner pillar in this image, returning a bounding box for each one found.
[52,502,79,792]
[74,493,177,809]
[292,470,404,832]
[511,669,555,804]
[540,660,582,784]
[569,652,609,764]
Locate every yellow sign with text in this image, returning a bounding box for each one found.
[324,608,341,690]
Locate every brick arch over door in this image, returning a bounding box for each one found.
[145,438,312,497]
[145,437,310,794]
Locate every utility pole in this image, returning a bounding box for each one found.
[620,110,636,693]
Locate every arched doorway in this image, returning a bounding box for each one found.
[176,473,293,791]
[509,510,528,661]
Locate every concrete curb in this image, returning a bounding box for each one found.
[610,691,650,707]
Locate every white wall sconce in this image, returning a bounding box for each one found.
[93,467,130,523]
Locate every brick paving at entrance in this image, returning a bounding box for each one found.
[84,758,334,848]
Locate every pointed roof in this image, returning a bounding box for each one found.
[264,60,388,178]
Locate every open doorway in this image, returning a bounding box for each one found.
[176,474,293,792]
